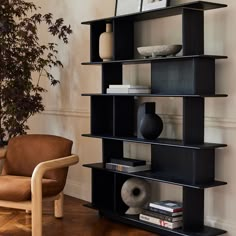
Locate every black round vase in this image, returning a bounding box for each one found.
[140,114,163,140]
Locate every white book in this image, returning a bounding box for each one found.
[105,163,151,173]
[149,200,182,213]
[139,214,182,229]
[109,84,150,89]
[106,88,151,94]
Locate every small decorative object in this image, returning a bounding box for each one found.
[137,45,182,58]
[121,178,150,215]
[140,113,163,139]
[142,0,170,12]
[99,23,113,61]
[115,0,142,16]
[137,102,163,140]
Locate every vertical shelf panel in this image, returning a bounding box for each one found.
[102,63,122,93]
[151,58,215,95]
[90,22,106,62]
[183,187,204,232]
[182,8,204,55]
[102,139,123,163]
[92,169,116,211]
[152,146,215,184]
[114,173,130,214]
[113,19,134,60]
[91,96,113,135]
[114,96,135,136]
[183,97,204,144]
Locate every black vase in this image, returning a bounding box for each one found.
[140,113,163,140]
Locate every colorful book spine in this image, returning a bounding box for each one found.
[139,214,182,229]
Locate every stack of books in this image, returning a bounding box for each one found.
[139,200,183,229]
[105,157,150,173]
[106,85,151,94]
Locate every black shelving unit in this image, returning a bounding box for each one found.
[82,1,227,235]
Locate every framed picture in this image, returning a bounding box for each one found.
[115,0,142,16]
[142,0,169,12]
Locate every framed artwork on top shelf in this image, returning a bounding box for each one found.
[115,0,142,16]
[142,0,169,12]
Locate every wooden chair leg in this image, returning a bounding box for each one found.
[54,192,64,218]
[32,179,43,236]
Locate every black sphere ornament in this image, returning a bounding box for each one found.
[140,113,163,140]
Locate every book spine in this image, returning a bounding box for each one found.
[139,214,182,229]
[106,88,151,94]
[149,203,182,213]
[105,163,150,173]
[109,85,149,89]
[110,158,146,166]
[148,207,182,217]
[142,210,182,222]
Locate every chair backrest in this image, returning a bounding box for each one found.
[2,134,72,188]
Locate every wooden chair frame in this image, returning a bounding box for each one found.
[0,148,79,236]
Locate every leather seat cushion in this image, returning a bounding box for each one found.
[0,175,61,202]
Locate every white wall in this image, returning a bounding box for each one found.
[28,0,235,235]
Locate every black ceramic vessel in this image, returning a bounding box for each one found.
[140,113,163,140]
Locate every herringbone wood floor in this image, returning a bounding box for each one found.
[0,195,157,236]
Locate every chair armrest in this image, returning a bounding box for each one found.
[31,155,79,195]
[31,154,79,192]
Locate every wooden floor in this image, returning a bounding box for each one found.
[0,195,157,236]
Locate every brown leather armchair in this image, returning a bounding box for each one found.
[0,134,79,236]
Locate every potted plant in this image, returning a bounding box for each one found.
[0,0,72,146]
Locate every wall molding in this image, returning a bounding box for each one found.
[161,114,236,128]
[40,109,236,128]
[41,108,90,118]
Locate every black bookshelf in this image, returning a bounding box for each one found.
[82,1,227,235]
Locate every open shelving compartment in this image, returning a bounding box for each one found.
[81,1,228,235]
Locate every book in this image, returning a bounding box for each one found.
[142,209,182,222]
[106,88,151,94]
[105,163,151,173]
[149,200,183,213]
[109,84,150,89]
[110,157,146,167]
[139,214,182,229]
[148,206,183,217]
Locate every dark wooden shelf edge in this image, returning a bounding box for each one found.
[82,93,228,98]
[81,1,227,25]
[81,55,227,65]
[99,210,227,236]
[82,134,227,149]
[83,163,227,189]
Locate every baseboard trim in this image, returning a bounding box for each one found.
[64,179,90,201]
[206,216,236,235]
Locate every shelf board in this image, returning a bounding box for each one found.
[82,93,228,98]
[82,1,227,25]
[82,55,227,65]
[99,210,227,236]
[83,163,227,189]
[82,134,227,150]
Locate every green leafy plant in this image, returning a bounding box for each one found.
[0,0,72,145]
